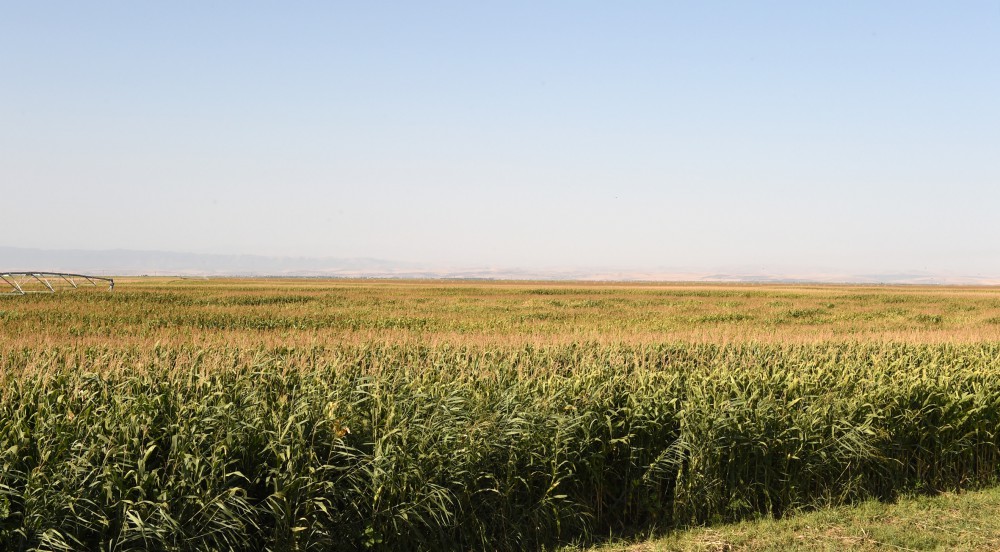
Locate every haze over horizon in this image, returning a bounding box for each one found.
[6,245,1000,286]
[3,3,999,276]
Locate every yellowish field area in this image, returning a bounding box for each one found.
[4,277,1000,348]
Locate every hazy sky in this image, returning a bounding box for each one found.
[3,2,999,274]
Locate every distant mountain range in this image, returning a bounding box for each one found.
[0,247,413,277]
[2,247,999,285]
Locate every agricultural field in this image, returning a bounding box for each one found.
[6,277,1000,347]
[3,278,1000,550]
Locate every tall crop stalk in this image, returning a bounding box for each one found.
[1,343,1000,550]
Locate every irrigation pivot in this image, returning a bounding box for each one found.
[1,272,115,296]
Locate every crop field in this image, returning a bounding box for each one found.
[7,277,1000,348]
[3,278,1000,550]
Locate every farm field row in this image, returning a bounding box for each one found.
[4,278,1000,347]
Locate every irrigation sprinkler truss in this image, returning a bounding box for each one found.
[1,272,115,296]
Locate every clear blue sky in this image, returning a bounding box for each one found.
[3,2,999,274]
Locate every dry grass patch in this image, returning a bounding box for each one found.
[589,488,1000,551]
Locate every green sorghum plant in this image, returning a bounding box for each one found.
[1,343,1000,550]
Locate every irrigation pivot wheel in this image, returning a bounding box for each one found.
[1,272,115,296]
